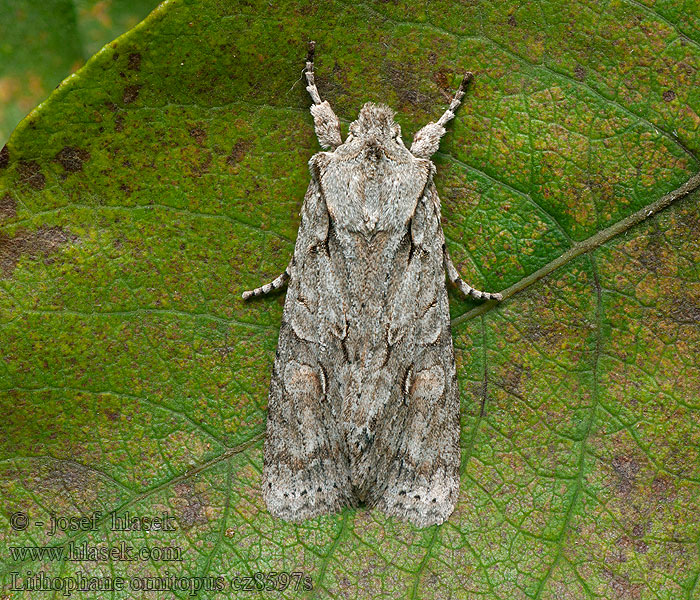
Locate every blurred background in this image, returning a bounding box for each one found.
[0,0,160,145]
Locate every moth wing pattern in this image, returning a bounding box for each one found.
[360,179,462,527]
[262,157,461,527]
[261,162,358,520]
[243,43,502,528]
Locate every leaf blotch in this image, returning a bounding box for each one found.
[104,410,120,422]
[226,139,252,165]
[601,570,643,600]
[123,84,141,104]
[17,160,46,190]
[0,145,8,168]
[128,52,142,71]
[669,297,700,324]
[187,152,213,177]
[189,126,207,145]
[612,455,640,496]
[432,68,450,91]
[55,146,91,173]
[0,193,16,221]
[385,61,431,111]
[0,226,78,278]
[497,362,530,399]
[174,482,209,529]
[43,463,93,492]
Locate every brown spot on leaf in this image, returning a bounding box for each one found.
[662,89,676,102]
[173,482,208,529]
[0,225,78,278]
[498,362,530,399]
[432,68,450,91]
[189,126,207,145]
[650,475,669,494]
[466,380,488,417]
[397,86,431,109]
[104,410,120,422]
[523,321,562,347]
[637,239,663,272]
[55,146,91,173]
[0,193,16,220]
[507,14,517,27]
[628,523,649,553]
[0,145,8,168]
[385,61,431,110]
[227,140,252,165]
[184,148,213,177]
[601,569,642,600]
[612,455,640,496]
[314,61,348,104]
[669,298,700,324]
[123,84,141,104]
[128,52,141,71]
[43,463,91,491]
[115,114,125,132]
[17,161,46,190]
[574,65,586,81]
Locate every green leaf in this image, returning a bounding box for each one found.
[1,0,699,598]
[0,0,160,144]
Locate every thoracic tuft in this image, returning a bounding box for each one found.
[351,102,397,136]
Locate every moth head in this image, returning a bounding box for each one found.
[348,102,403,145]
[341,103,409,164]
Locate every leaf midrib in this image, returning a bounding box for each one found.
[451,170,700,327]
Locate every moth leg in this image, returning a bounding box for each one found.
[304,41,342,150]
[444,249,503,301]
[242,259,292,300]
[410,72,473,159]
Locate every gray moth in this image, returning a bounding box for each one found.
[243,42,502,528]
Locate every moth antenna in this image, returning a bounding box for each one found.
[436,71,473,128]
[304,40,322,105]
[304,40,343,150]
[410,71,474,159]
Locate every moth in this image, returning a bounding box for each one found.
[243,42,502,528]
